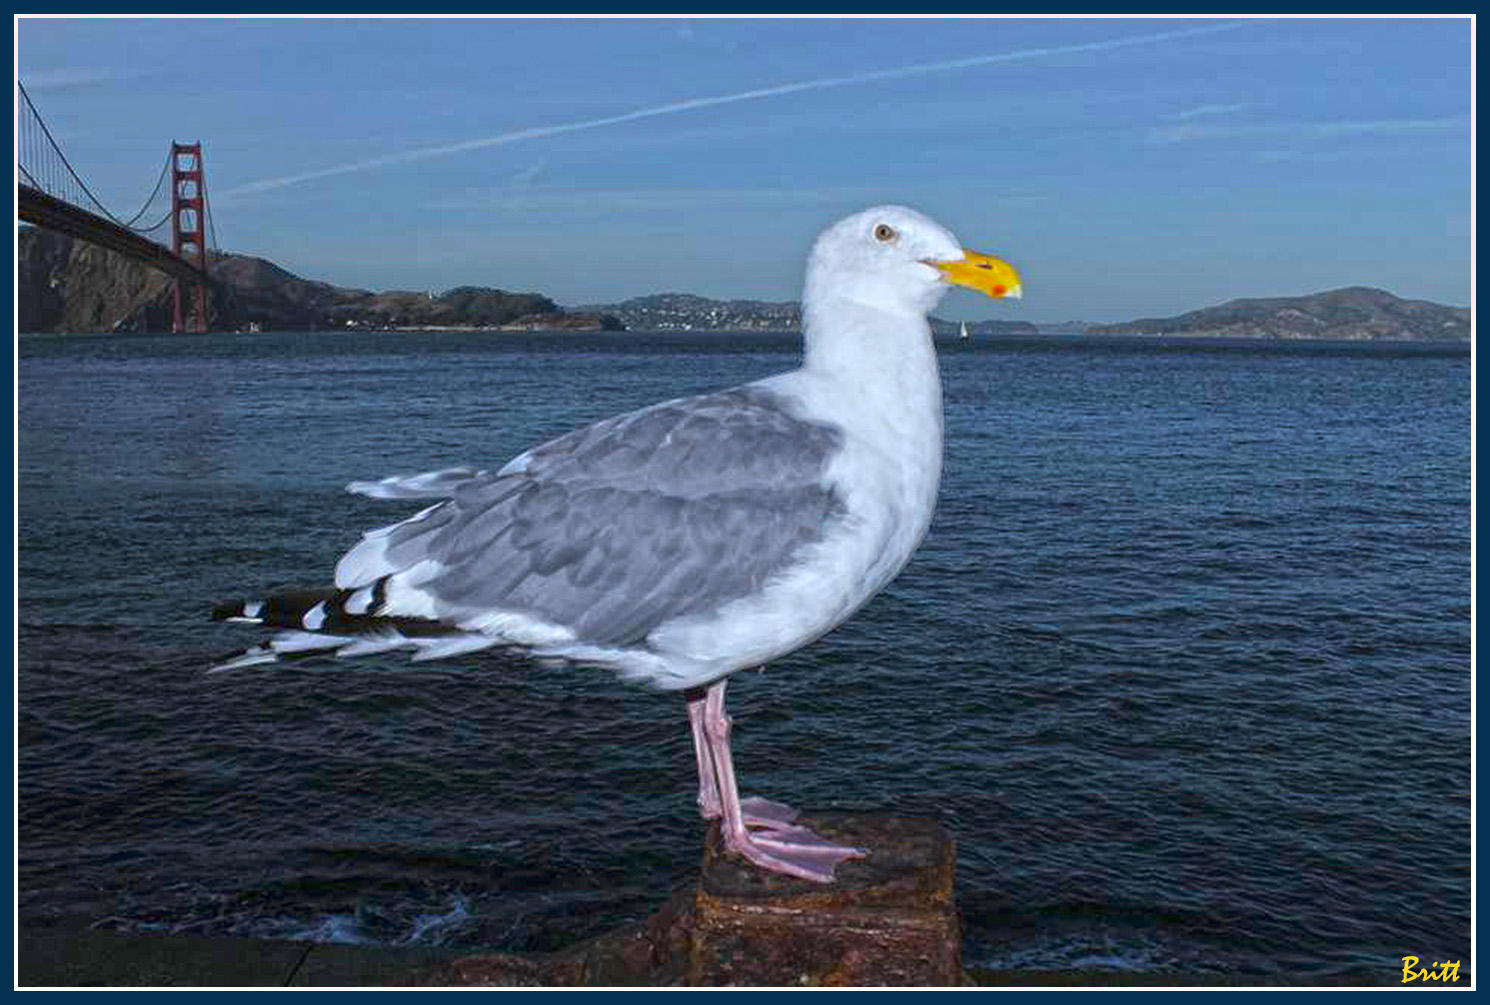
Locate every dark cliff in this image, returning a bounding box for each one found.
[18,227,612,333]
[20,227,178,333]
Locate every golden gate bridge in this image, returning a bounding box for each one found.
[17,80,220,332]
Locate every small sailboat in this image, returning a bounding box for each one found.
[959,321,970,340]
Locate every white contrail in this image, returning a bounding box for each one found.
[220,19,1257,197]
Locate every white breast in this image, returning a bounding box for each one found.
[642,330,945,687]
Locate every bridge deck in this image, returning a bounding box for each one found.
[19,184,208,285]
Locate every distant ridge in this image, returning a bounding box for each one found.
[574,292,801,332]
[577,291,1039,335]
[1086,287,1470,341]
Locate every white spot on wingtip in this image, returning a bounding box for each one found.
[302,601,328,630]
[345,586,374,615]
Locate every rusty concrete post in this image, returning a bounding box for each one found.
[688,812,962,986]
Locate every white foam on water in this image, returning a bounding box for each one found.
[285,912,370,945]
[399,895,471,946]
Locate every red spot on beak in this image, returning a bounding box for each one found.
[992,285,1007,297]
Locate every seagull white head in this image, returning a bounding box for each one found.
[804,205,1023,317]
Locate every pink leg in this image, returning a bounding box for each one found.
[688,687,798,827]
[691,678,865,883]
[687,692,722,819]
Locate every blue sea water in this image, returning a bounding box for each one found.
[17,330,1472,983]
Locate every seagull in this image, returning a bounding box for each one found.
[212,205,1022,883]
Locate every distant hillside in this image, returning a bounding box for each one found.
[575,293,802,332]
[1087,287,1469,340]
[579,291,1038,335]
[17,228,620,333]
[208,252,373,330]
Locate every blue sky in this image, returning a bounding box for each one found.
[16,16,1473,322]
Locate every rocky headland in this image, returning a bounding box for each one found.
[18,227,621,335]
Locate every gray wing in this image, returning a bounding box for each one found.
[335,385,846,647]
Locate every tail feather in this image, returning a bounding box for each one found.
[211,581,444,635]
[208,580,500,672]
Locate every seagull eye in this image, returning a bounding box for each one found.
[873,223,897,243]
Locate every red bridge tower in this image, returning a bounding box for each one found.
[170,142,210,333]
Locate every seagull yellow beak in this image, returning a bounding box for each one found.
[928,250,1023,300]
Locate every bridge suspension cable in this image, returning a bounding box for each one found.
[118,153,171,229]
[203,172,221,256]
[17,81,216,251]
[19,80,137,228]
[18,80,223,332]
